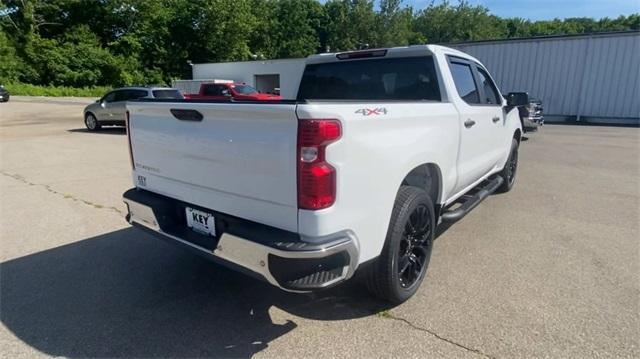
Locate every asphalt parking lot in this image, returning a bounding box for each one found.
[1,97,638,358]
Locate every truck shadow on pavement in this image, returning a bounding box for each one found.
[0,228,391,358]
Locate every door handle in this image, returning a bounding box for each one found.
[492,116,501,123]
[464,119,476,128]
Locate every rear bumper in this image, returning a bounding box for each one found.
[123,188,359,291]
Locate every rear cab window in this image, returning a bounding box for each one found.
[297,56,441,101]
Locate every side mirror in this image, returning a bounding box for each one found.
[506,92,529,107]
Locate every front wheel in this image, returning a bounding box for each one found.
[497,138,519,193]
[365,186,435,304]
[85,113,101,131]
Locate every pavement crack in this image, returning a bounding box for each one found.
[378,311,495,358]
[1,170,123,214]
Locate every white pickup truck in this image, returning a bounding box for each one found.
[123,45,527,303]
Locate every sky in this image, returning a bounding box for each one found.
[407,0,640,20]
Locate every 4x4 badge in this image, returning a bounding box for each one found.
[355,107,387,116]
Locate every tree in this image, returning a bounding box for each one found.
[271,0,324,58]
[376,0,424,47]
[322,0,377,52]
[413,0,506,43]
[1,0,638,88]
[0,31,23,82]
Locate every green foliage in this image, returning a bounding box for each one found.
[270,0,324,58]
[0,0,638,92]
[21,26,145,87]
[0,31,23,82]
[376,0,424,47]
[4,82,113,97]
[413,0,506,43]
[322,0,377,52]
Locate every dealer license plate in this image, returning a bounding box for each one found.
[185,207,216,236]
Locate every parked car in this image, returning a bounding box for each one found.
[0,85,10,102]
[83,87,183,131]
[123,45,526,303]
[184,81,282,101]
[517,97,544,132]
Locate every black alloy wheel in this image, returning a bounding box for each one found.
[398,204,433,289]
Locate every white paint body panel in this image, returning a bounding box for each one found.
[127,102,299,231]
[126,45,521,265]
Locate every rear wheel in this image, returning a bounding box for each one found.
[85,113,101,131]
[497,138,519,193]
[365,186,435,304]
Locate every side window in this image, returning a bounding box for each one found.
[215,85,228,96]
[129,89,148,100]
[203,84,224,96]
[113,90,128,102]
[202,85,214,96]
[102,92,116,103]
[449,62,480,104]
[476,67,501,105]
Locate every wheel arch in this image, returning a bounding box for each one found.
[514,128,522,144]
[400,163,442,210]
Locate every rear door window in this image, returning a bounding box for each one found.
[202,84,225,96]
[297,56,441,101]
[128,89,149,100]
[449,62,480,104]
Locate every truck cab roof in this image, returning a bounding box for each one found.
[306,44,482,66]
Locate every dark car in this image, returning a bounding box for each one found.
[0,85,9,102]
[517,97,544,133]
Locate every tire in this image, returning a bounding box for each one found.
[365,186,435,304]
[497,138,519,193]
[85,113,101,131]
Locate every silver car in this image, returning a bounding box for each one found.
[83,87,183,131]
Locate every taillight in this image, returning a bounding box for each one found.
[297,119,341,210]
[125,110,135,170]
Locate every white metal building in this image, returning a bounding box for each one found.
[186,31,639,125]
[188,58,305,99]
[450,31,640,125]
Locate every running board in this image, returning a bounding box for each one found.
[441,176,504,223]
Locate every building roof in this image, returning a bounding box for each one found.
[445,30,639,46]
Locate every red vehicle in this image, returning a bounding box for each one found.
[184,81,281,101]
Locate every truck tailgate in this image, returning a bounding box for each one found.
[126,101,299,231]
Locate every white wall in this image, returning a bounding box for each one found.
[191,58,306,99]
